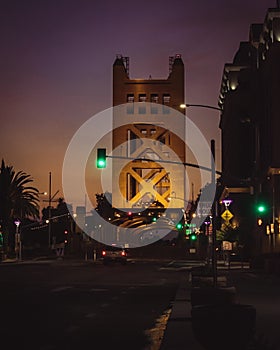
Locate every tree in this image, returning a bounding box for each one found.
[55,197,72,244]
[0,159,39,257]
[95,192,114,219]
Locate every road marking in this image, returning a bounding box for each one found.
[51,286,73,293]
[145,308,172,350]
[90,288,109,292]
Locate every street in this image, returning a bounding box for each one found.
[0,259,184,350]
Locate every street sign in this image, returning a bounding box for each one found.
[197,201,212,217]
[221,209,233,222]
[222,240,233,251]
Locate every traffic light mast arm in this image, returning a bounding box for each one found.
[105,154,222,175]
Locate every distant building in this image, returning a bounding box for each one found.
[219,7,280,253]
[112,54,186,215]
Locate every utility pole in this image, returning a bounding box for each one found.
[211,140,218,288]
[48,172,52,248]
[48,171,52,208]
[45,172,59,248]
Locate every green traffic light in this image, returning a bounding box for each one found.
[257,204,266,213]
[97,159,106,168]
[96,148,107,168]
[176,223,183,230]
[190,233,197,241]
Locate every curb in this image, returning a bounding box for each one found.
[160,275,204,350]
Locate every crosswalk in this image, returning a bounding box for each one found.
[159,260,206,271]
[159,259,249,271]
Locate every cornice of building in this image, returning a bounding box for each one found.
[218,7,280,109]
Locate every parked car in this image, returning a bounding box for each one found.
[102,245,128,265]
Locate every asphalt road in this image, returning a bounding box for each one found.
[0,259,184,350]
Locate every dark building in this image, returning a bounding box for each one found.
[219,7,280,253]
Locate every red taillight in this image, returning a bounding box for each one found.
[121,251,126,256]
[102,250,106,256]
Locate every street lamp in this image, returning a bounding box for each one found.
[14,219,21,261]
[180,103,222,112]
[180,102,222,287]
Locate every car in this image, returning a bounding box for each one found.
[101,245,128,265]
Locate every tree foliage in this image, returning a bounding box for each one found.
[95,192,114,219]
[0,159,39,254]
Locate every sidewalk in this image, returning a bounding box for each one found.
[160,263,280,350]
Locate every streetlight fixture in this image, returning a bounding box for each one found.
[222,199,233,208]
[14,219,21,261]
[180,103,222,112]
[180,102,222,287]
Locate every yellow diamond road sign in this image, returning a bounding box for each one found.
[221,209,234,221]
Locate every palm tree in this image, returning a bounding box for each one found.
[0,159,39,257]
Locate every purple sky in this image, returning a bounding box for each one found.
[0,0,275,206]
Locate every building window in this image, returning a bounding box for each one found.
[163,94,170,114]
[151,94,159,114]
[150,129,156,135]
[163,94,170,104]
[139,94,146,114]
[141,129,147,135]
[127,94,134,103]
[139,94,146,102]
[151,94,159,103]
[151,106,158,114]
[127,94,134,114]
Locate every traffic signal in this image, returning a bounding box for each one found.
[96,148,107,168]
[176,222,183,230]
[190,232,197,241]
[256,203,267,215]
